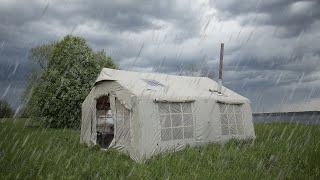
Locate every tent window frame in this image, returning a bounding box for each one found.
[218,103,244,136]
[158,102,194,141]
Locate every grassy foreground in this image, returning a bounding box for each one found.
[0,119,319,179]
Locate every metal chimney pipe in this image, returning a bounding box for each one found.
[218,43,224,94]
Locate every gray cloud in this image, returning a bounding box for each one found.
[211,0,320,38]
[0,0,319,112]
[0,0,205,108]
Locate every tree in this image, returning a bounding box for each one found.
[0,100,14,118]
[24,35,117,128]
[28,42,55,70]
[20,72,42,118]
[21,42,56,117]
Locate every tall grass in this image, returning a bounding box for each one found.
[0,118,319,179]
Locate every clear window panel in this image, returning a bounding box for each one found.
[159,103,170,114]
[230,113,237,125]
[182,103,192,113]
[183,114,193,126]
[184,126,194,138]
[159,102,194,141]
[161,128,172,141]
[225,105,233,114]
[235,106,241,114]
[172,127,183,140]
[171,114,182,127]
[236,115,244,135]
[229,123,237,135]
[237,123,244,135]
[219,104,244,136]
[219,104,224,113]
[227,113,235,124]
[170,103,181,113]
[160,115,171,128]
[221,114,228,125]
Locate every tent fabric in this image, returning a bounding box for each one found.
[81,68,255,162]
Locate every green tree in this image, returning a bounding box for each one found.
[28,42,55,70]
[24,35,116,128]
[21,41,55,117]
[20,72,42,118]
[0,100,14,118]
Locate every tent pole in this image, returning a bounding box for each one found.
[218,43,224,94]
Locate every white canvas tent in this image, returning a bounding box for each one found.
[80,68,255,162]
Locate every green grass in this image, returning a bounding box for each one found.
[0,119,319,179]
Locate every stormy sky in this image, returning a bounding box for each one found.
[0,0,320,112]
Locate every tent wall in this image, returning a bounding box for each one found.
[193,99,221,142]
[242,103,255,138]
[136,98,254,160]
[137,99,218,160]
[137,99,163,160]
[128,100,143,161]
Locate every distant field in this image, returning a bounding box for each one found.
[253,111,320,125]
[0,119,319,179]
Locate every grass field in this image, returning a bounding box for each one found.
[0,119,319,179]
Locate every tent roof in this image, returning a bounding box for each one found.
[95,68,249,102]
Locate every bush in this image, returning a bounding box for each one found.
[0,100,14,118]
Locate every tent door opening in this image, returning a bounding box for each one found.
[96,95,114,148]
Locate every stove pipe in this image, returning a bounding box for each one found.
[218,43,224,94]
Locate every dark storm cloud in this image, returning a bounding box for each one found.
[213,1,320,108]
[0,60,34,110]
[0,0,319,112]
[71,1,199,32]
[0,0,203,108]
[228,54,320,74]
[0,0,200,34]
[0,0,202,61]
[0,0,201,59]
[211,0,320,38]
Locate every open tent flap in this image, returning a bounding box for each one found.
[106,97,132,151]
[90,93,131,148]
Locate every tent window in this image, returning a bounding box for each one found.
[219,103,244,136]
[158,102,194,141]
[115,99,131,146]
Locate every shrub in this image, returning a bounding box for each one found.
[0,100,14,118]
